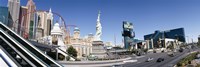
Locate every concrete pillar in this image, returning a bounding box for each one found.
[56,51,58,60]
[151,39,154,49]
[135,43,138,49]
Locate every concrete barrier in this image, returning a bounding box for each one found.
[123,60,138,63]
[57,57,132,64]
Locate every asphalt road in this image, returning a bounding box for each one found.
[123,49,191,67]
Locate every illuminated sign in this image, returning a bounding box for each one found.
[123,21,133,31]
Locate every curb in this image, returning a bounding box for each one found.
[58,57,132,64]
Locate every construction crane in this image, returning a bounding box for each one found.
[65,25,77,44]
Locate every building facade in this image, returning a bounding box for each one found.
[144,28,186,49]
[66,28,93,58]
[35,8,53,39]
[18,6,28,38]
[0,7,9,26]
[36,11,47,39]
[46,8,53,36]
[8,0,20,29]
[26,0,36,39]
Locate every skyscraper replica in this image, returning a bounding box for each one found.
[8,0,20,30]
[47,8,53,36]
[35,8,53,40]
[36,11,48,39]
[26,0,36,39]
[18,6,28,38]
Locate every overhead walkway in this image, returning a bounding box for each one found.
[0,22,63,67]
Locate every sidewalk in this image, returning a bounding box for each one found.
[62,62,125,67]
[58,57,137,67]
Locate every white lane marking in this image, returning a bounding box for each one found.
[136,56,145,58]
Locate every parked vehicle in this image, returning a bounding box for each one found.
[157,58,164,62]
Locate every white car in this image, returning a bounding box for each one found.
[146,57,154,62]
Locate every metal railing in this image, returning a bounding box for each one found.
[0,22,63,67]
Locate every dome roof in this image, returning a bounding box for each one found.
[74,27,79,30]
[51,23,62,35]
[55,23,59,26]
[74,27,80,31]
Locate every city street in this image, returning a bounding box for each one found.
[123,49,197,67]
[1,0,200,67]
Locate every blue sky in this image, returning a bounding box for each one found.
[1,0,200,44]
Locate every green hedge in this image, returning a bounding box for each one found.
[177,52,198,67]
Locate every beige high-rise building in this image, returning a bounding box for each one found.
[18,6,28,38]
[8,0,20,30]
[46,8,53,36]
[26,0,36,39]
[36,8,53,39]
[36,11,47,39]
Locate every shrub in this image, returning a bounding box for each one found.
[75,58,81,61]
[67,46,78,57]
[58,53,65,60]
[66,56,70,61]
[177,52,198,66]
[143,49,148,53]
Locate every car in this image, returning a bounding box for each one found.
[136,53,141,56]
[168,53,175,57]
[146,57,154,62]
[168,52,175,57]
[179,48,183,52]
[157,58,164,62]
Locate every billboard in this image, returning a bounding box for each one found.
[122,21,135,49]
[122,21,134,38]
[123,21,133,31]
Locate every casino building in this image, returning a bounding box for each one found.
[144,28,186,50]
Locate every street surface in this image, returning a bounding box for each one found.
[59,46,199,67]
[123,48,198,67]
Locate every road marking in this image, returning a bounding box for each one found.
[136,56,145,58]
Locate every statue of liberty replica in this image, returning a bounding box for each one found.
[92,11,107,59]
[95,11,102,41]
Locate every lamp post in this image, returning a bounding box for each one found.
[114,34,117,59]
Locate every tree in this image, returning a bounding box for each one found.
[67,46,78,57]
